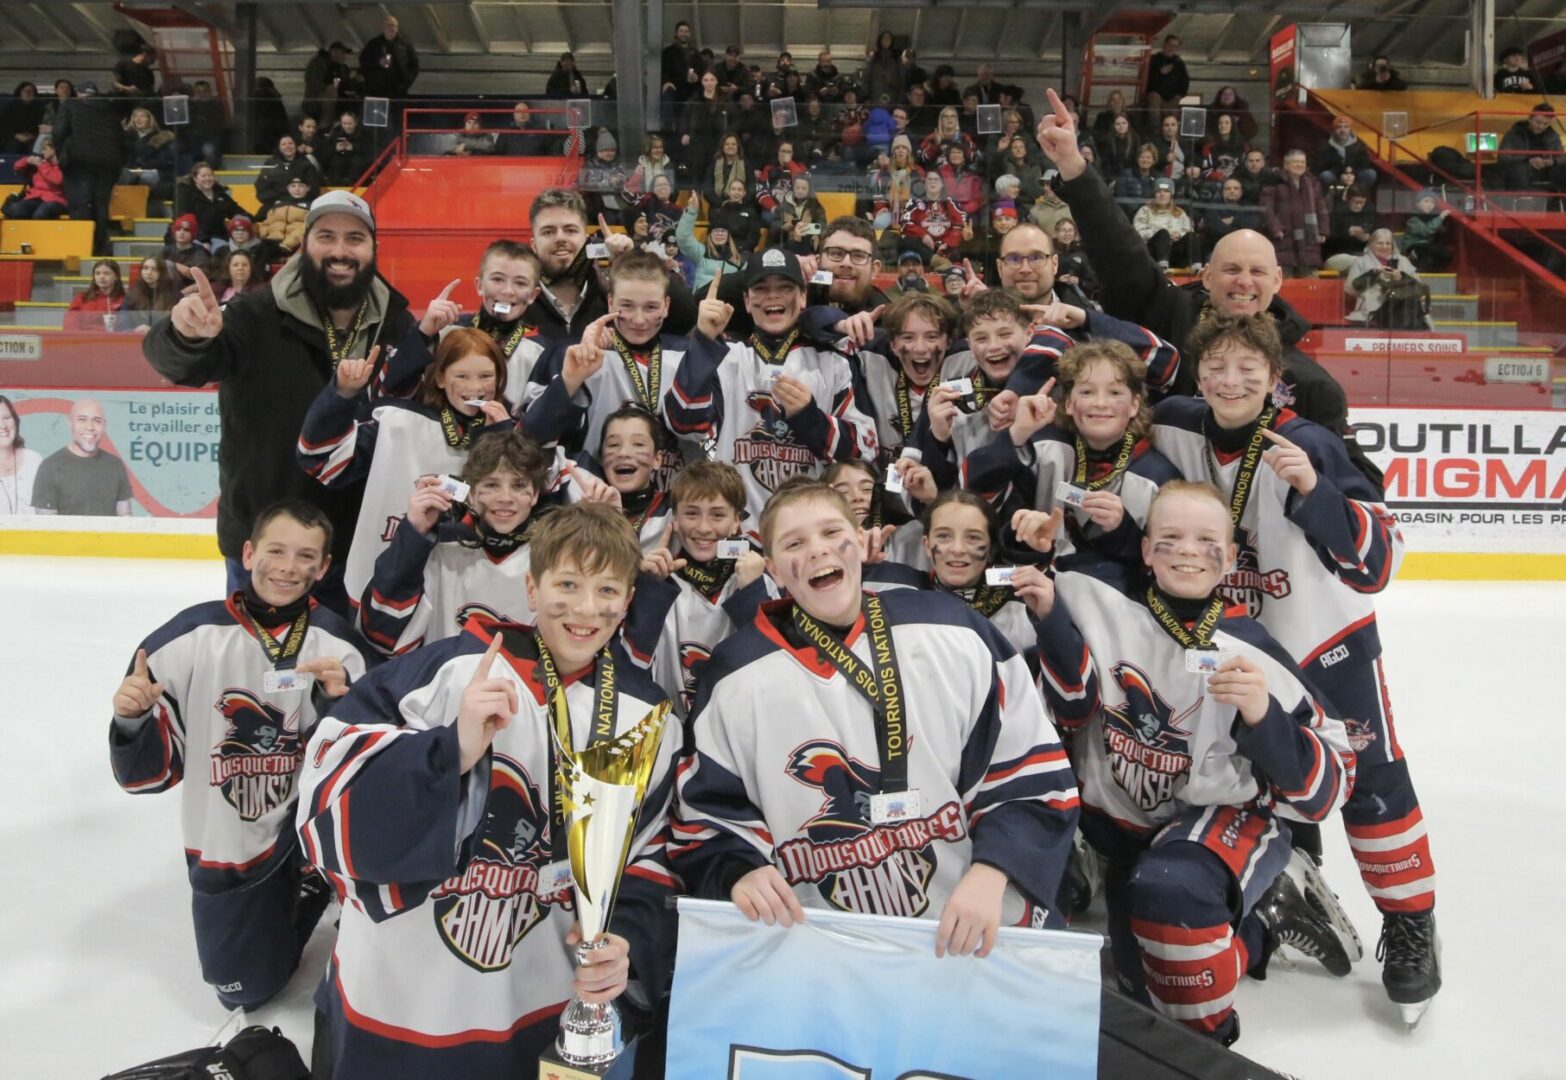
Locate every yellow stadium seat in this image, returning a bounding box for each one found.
[818,192,858,222]
[228,184,260,214]
[0,219,95,260]
[108,185,150,232]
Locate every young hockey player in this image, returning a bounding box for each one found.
[298,502,678,1077]
[523,252,694,489]
[666,250,878,533]
[591,404,675,554]
[823,459,929,584]
[672,481,1079,947]
[358,430,549,655]
[622,460,774,719]
[298,327,514,608]
[963,338,1181,588]
[853,291,961,462]
[918,489,1042,669]
[1153,313,1440,1026]
[414,239,547,393]
[109,501,368,1009]
[1032,481,1357,1044]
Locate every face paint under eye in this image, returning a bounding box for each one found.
[1151,540,1177,555]
[787,556,805,584]
[1202,543,1225,567]
[836,537,855,555]
[541,599,571,618]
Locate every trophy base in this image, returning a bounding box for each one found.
[537,1038,637,1080]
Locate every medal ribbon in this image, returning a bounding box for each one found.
[321,302,370,366]
[954,583,1012,617]
[530,632,619,865]
[971,370,994,410]
[894,370,916,439]
[238,602,310,670]
[438,405,479,450]
[1202,405,1275,530]
[476,310,531,357]
[749,328,799,367]
[789,595,909,793]
[1074,430,1137,492]
[610,329,663,413]
[1144,587,1225,651]
[676,556,736,597]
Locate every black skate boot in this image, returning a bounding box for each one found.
[1378,910,1441,1029]
[1062,832,1100,917]
[1255,849,1361,977]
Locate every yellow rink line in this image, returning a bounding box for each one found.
[4,528,1565,580]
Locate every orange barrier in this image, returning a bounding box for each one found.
[1311,89,1566,166]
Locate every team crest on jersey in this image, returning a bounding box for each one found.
[775,740,965,918]
[1102,663,1198,813]
[429,755,567,973]
[455,602,504,633]
[1341,716,1378,753]
[732,393,817,493]
[677,641,711,712]
[210,690,304,822]
[1218,528,1291,617]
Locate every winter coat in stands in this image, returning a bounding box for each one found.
[141,253,417,564]
[1260,174,1330,269]
[13,155,65,204]
[124,129,176,173]
[174,179,246,245]
[358,33,420,97]
[709,196,762,253]
[1308,136,1374,177]
[257,202,309,252]
[255,154,322,207]
[52,97,127,169]
[900,196,968,256]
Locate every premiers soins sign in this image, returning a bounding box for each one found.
[1349,408,1566,553]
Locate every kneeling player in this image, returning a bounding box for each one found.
[299,503,677,1078]
[109,501,368,1009]
[672,482,1078,952]
[1033,481,1356,1044]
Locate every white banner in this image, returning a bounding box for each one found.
[1349,408,1566,553]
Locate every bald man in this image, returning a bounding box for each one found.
[32,398,133,516]
[1033,91,1380,486]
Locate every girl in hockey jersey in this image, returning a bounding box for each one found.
[523,252,693,489]
[920,489,1042,669]
[358,431,548,656]
[412,240,546,396]
[824,459,929,584]
[299,327,515,610]
[110,501,368,1010]
[672,481,1079,950]
[964,338,1181,589]
[1153,313,1440,1025]
[667,249,878,532]
[1031,481,1357,1045]
[299,503,678,1079]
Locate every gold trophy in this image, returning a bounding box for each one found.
[538,691,670,1080]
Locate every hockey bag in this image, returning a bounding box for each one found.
[100,1024,309,1080]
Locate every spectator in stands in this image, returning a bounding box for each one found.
[1237,148,1280,201]
[359,15,419,101]
[186,80,226,167]
[1311,115,1378,190]
[1152,113,1186,176]
[52,82,126,255]
[819,217,887,314]
[1098,113,1141,182]
[120,106,176,198]
[1052,217,1097,300]
[1134,177,1196,270]
[164,213,213,279]
[778,173,828,255]
[303,41,352,121]
[4,138,66,219]
[1200,176,1263,260]
[1029,172,1073,236]
[112,44,158,101]
[252,77,290,153]
[710,176,761,252]
[629,133,676,197]
[920,107,976,169]
[446,112,496,156]
[1262,149,1329,277]
[899,170,969,269]
[1198,113,1249,180]
[872,136,925,230]
[257,134,322,207]
[543,52,587,99]
[888,249,930,299]
[676,71,730,182]
[1,82,43,151]
[1495,47,1540,95]
[1345,229,1431,328]
[928,65,961,108]
[174,162,245,249]
[1401,189,1455,272]
[905,84,936,139]
[835,86,872,164]
[1499,103,1566,192]
[1121,143,1163,205]
[1354,55,1408,91]
[939,142,985,217]
[120,255,181,328]
[866,32,904,104]
[708,132,749,205]
[635,174,683,240]
[293,115,323,167]
[1092,90,1136,144]
[38,79,74,135]
[577,129,633,224]
[323,111,372,184]
[63,260,127,331]
[965,63,1003,106]
[494,102,551,157]
[225,215,261,257]
[806,50,847,103]
[675,197,744,291]
[715,45,747,97]
[755,140,807,228]
[1143,35,1190,123]
[218,248,267,303]
[256,178,311,254]
[792,94,833,162]
[1323,164,1361,208]
[1207,86,1259,142]
[1323,185,1378,272]
[661,21,700,128]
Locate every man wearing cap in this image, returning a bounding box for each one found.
[1033,89,1379,484]
[668,247,878,528]
[1499,103,1566,193]
[143,190,418,614]
[303,41,352,121]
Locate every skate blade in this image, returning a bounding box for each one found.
[1398,999,1432,1030]
[1287,850,1365,963]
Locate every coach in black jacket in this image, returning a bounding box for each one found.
[142,191,418,613]
[1033,92,1383,487]
[51,86,125,254]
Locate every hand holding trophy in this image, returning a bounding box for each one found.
[539,690,671,1079]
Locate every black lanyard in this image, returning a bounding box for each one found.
[788,595,909,793]
[610,329,663,413]
[236,601,310,670]
[1074,430,1136,491]
[1202,406,1275,530]
[530,632,619,865]
[749,328,799,367]
[949,582,1011,617]
[1145,587,1225,651]
[894,370,917,439]
[438,405,480,449]
[677,557,735,597]
[320,302,369,366]
[968,370,994,412]
[476,311,532,357]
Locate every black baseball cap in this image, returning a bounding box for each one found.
[743,247,804,290]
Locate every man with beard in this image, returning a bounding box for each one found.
[143,190,418,614]
[1033,89,1378,486]
[521,187,698,344]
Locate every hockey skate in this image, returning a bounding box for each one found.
[1062,831,1101,917]
[1255,848,1362,977]
[1378,910,1441,1029]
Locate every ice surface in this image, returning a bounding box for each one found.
[1,556,1560,1077]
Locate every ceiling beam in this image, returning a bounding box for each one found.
[30,2,84,49]
[252,5,286,51]
[294,3,332,47]
[167,2,240,39]
[1248,15,1284,60]
[0,7,43,50]
[422,4,450,52]
[69,3,116,49]
[510,3,534,50]
[463,3,486,44]
[1206,15,1244,60]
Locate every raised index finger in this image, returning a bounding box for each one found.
[707,266,723,301]
[470,631,504,687]
[190,266,219,310]
[436,278,461,302]
[133,648,149,677]
[1260,428,1298,450]
[1045,87,1071,127]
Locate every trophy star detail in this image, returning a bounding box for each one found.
[539,691,670,1080]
